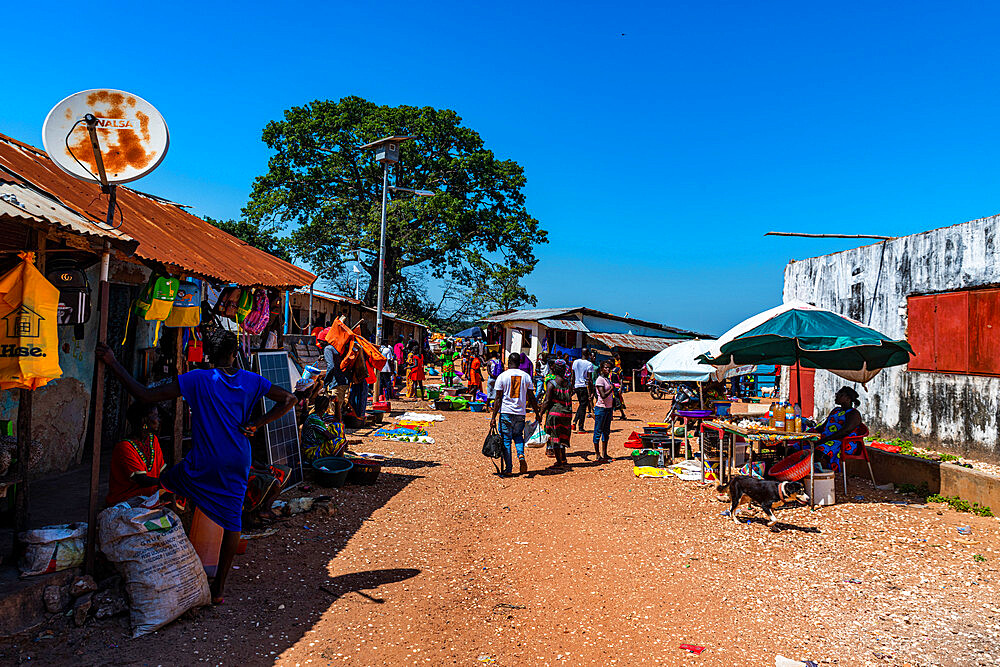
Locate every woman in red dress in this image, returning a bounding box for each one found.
[106,402,167,506]
[468,353,484,393]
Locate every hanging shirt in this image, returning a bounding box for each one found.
[380,345,394,373]
[160,368,271,532]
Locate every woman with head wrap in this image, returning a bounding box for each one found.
[791,386,864,472]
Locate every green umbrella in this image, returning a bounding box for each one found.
[699,301,913,505]
[699,301,914,397]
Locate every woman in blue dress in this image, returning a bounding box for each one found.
[792,386,863,472]
[97,332,296,604]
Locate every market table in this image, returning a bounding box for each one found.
[700,420,822,503]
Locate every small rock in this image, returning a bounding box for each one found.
[43,585,69,613]
[93,590,128,619]
[69,575,97,597]
[73,592,93,626]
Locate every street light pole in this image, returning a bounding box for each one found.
[359,135,433,403]
[376,162,389,349]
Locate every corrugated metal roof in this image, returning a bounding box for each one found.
[0,133,315,288]
[586,332,681,352]
[481,307,579,323]
[293,287,427,329]
[539,318,589,332]
[0,182,136,246]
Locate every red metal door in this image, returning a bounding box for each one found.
[934,291,969,373]
[906,295,936,371]
[970,289,1000,375]
[787,364,816,420]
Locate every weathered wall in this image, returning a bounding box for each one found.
[783,214,1000,463]
[0,258,153,474]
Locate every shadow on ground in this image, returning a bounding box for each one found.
[0,470,424,666]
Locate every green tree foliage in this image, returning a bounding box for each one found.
[204,216,293,263]
[242,96,546,320]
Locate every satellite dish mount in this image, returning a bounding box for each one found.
[82,113,117,226]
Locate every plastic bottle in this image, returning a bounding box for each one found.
[774,402,786,430]
[767,402,775,427]
[785,403,795,429]
[794,403,802,432]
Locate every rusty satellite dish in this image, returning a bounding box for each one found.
[42,89,169,184]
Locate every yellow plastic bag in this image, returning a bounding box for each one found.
[0,252,62,390]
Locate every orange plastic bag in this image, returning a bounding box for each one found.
[0,252,63,390]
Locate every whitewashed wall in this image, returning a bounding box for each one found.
[782,214,1000,462]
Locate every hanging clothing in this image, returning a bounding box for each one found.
[159,368,271,532]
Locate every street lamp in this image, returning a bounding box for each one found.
[359,136,435,400]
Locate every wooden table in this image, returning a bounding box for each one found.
[701,420,822,503]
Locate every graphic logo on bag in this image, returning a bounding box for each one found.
[3,305,44,338]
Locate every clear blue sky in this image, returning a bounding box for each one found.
[6,1,1000,334]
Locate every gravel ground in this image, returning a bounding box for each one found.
[4,391,999,666]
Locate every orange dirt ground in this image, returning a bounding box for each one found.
[4,391,1000,666]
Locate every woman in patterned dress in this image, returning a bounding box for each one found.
[539,359,573,468]
[790,386,863,472]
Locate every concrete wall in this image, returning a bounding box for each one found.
[783,214,1000,463]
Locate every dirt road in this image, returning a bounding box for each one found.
[6,392,1000,666]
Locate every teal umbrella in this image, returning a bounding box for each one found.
[699,301,913,505]
[699,301,914,393]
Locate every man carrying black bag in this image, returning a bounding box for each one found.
[489,353,541,476]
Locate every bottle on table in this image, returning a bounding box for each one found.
[793,403,802,432]
[774,402,786,430]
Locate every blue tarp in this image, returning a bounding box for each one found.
[455,326,483,338]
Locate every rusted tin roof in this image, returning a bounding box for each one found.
[0,182,136,247]
[0,132,315,288]
[586,332,681,353]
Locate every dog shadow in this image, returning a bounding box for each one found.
[741,515,822,533]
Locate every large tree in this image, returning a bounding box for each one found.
[242,96,546,320]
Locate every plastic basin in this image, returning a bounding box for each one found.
[312,456,354,487]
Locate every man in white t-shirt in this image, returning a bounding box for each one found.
[571,351,595,432]
[490,352,541,476]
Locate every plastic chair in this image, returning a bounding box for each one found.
[840,424,874,492]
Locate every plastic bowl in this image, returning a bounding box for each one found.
[311,456,354,487]
[677,409,712,418]
[469,402,486,412]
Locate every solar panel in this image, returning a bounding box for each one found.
[254,351,304,487]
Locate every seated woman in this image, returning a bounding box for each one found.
[106,402,167,506]
[790,386,864,472]
[300,395,347,463]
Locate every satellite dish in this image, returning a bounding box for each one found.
[42,89,169,184]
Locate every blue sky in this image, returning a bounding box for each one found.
[5,1,1000,334]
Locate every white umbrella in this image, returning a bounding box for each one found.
[645,339,720,382]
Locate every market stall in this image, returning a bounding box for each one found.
[698,301,914,504]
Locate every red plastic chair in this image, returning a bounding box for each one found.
[840,424,874,492]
